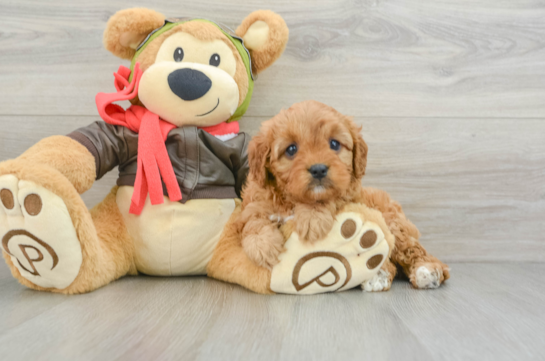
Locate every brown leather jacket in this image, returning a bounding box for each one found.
[68,122,249,203]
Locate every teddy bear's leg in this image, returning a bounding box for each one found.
[0,161,135,294]
[359,187,450,289]
[207,201,274,294]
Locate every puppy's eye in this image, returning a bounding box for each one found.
[209,53,221,67]
[174,47,184,62]
[330,139,341,151]
[285,144,298,158]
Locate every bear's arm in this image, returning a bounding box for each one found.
[234,133,250,198]
[67,121,137,181]
[217,132,250,198]
[199,130,250,198]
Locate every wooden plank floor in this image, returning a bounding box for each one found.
[0,261,543,361]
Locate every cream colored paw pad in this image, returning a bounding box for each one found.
[270,212,389,295]
[0,175,82,289]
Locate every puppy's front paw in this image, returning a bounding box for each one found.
[362,269,392,292]
[410,262,450,289]
[242,226,285,270]
[294,208,334,243]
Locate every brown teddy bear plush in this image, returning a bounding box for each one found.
[0,8,289,294]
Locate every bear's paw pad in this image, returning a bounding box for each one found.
[270,212,389,294]
[0,175,82,289]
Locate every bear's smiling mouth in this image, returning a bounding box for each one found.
[196,98,220,117]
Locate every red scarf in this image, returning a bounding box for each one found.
[95,63,239,215]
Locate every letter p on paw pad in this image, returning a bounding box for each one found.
[270,210,391,295]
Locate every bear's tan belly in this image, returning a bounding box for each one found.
[116,186,235,276]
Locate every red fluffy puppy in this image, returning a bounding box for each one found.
[240,100,450,290]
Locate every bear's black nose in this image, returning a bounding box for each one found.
[309,164,329,180]
[168,68,212,101]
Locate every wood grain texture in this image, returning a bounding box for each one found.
[0,261,543,361]
[1,0,545,117]
[2,115,544,262]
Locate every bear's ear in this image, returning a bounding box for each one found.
[103,8,165,60]
[236,10,289,74]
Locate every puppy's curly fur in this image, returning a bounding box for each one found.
[240,100,450,290]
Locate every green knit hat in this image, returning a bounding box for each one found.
[130,18,254,122]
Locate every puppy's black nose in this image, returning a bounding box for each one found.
[309,164,329,180]
[168,68,212,101]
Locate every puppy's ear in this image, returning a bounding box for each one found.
[248,131,271,187]
[348,119,368,180]
[103,8,165,60]
[236,10,289,74]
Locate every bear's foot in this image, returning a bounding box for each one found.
[270,211,391,294]
[0,174,82,290]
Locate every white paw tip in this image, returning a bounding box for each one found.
[415,266,441,289]
[362,269,391,292]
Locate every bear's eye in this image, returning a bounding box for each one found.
[209,53,221,67]
[330,139,341,151]
[173,47,184,62]
[285,144,298,158]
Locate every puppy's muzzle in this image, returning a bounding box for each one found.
[168,68,212,101]
[309,164,329,180]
